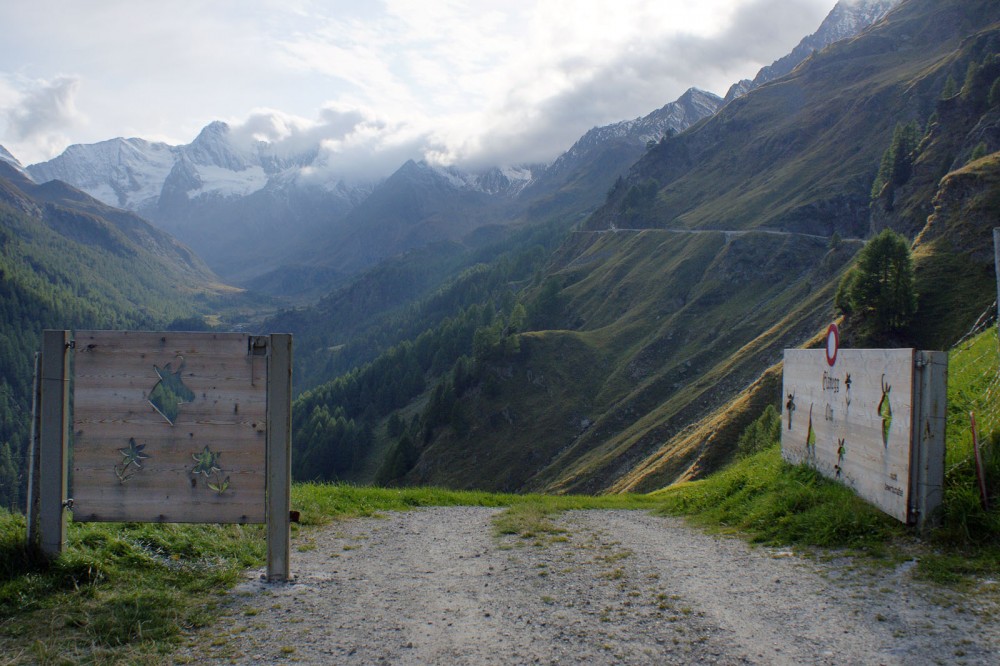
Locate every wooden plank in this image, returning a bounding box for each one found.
[781,348,915,523]
[70,484,265,523]
[74,387,267,426]
[74,361,265,391]
[70,331,268,524]
[38,331,70,557]
[74,330,256,356]
[267,334,292,582]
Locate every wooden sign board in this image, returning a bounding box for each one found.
[782,348,918,522]
[72,331,267,523]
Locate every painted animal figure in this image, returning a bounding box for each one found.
[149,358,195,424]
[878,374,892,447]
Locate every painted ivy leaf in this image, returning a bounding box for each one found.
[208,476,231,495]
[191,445,222,477]
[119,437,149,469]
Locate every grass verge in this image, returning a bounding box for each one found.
[0,514,264,665]
[652,446,904,554]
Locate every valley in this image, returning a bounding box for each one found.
[1,0,998,507]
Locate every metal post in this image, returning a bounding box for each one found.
[25,352,41,545]
[266,334,292,582]
[38,330,70,558]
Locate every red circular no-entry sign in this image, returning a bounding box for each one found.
[825,323,840,367]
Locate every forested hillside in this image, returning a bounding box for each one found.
[0,165,244,509]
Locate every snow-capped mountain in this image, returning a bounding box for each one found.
[26,121,375,282]
[725,0,901,103]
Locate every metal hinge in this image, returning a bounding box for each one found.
[249,336,269,356]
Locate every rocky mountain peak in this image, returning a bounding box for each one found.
[724,0,901,103]
[184,120,252,171]
[0,145,26,174]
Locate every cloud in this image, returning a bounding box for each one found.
[442,0,831,168]
[3,76,83,139]
[225,104,428,182]
[0,76,86,163]
[0,0,838,174]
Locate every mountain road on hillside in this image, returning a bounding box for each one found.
[176,508,1000,665]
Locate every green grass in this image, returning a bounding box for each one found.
[652,445,903,553]
[0,512,265,664]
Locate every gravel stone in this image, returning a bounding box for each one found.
[175,508,1000,665]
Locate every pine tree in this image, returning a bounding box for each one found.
[871,121,922,202]
[847,229,917,339]
[942,75,958,99]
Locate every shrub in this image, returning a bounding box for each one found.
[737,405,781,458]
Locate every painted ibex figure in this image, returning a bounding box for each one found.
[148,357,195,424]
[878,374,892,447]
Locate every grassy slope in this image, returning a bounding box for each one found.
[403,230,859,493]
[910,152,1000,349]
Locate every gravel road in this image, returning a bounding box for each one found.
[176,508,1000,665]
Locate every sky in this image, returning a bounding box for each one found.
[0,0,839,177]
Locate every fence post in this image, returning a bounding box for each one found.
[912,350,948,532]
[266,334,292,582]
[37,330,70,558]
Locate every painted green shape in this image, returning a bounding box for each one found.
[208,476,231,495]
[878,374,893,447]
[149,360,195,425]
[191,445,222,477]
[115,437,150,483]
[119,437,149,468]
[806,404,816,455]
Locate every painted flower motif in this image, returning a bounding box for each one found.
[115,437,150,483]
[191,445,222,477]
[208,476,231,495]
[119,437,149,469]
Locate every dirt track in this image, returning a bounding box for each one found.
[176,508,1000,664]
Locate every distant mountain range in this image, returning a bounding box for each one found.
[4,1,897,294]
[16,85,720,290]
